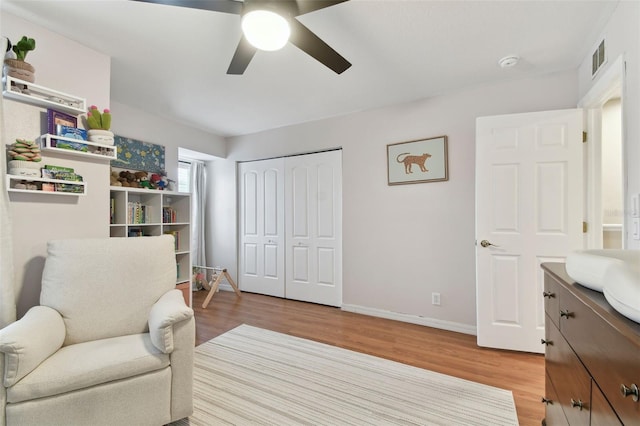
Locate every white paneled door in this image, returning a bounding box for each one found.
[238,150,342,306]
[476,109,583,353]
[238,158,285,297]
[285,150,343,307]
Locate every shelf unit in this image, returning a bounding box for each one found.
[38,134,116,161]
[110,187,192,306]
[3,77,99,197]
[2,75,86,115]
[6,174,86,196]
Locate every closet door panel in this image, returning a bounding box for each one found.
[286,150,342,306]
[238,159,285,297]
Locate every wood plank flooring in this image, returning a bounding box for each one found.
[192,289,545,426]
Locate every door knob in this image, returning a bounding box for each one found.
[480,240,499,248]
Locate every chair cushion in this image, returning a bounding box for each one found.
[40,235,176,346]
[7,333,169,403]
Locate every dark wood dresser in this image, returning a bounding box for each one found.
[541,263,640,425]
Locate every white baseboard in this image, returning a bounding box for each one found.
[341,304,477,336]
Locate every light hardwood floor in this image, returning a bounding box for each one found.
[192,289,545,426]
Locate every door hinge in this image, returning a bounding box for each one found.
[583,221,588,233]
[582,131,588,143]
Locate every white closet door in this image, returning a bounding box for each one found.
[285,150,343,307]
[238,158,285,297]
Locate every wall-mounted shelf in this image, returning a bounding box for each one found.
[38,134,116,161]
[6,174,86,196]
[2,76,86,115]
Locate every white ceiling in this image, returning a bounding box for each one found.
[2,0,618,137]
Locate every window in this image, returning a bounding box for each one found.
[178,160,191,193]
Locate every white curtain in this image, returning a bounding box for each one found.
[1,37,17,327]
[190,160,207,289]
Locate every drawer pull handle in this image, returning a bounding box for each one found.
[541,397,553,405]
[540,339,553,346]
[620,384,639,402]
[560,309,573,319]
[570,398,584,410]
[542,291,555,299]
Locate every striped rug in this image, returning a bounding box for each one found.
[173,324,518,425]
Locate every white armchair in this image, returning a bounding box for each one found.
[0,235,195,426]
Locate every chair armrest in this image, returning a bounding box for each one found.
[0,306,65,387]
[149,289,194,353]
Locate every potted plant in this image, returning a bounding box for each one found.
[85,105,114,145]
[4,36,36,83]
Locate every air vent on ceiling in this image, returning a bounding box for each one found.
[592,39,606,77]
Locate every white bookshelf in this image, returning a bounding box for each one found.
[6,174,86,196]
[38,134,116,161]
[2,75,86,115]
[109,187,192,306]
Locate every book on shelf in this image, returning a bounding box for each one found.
[162,206,177,223]
[110,198,115,224]
[128,228,144,237]
[127,202,151,224]
[163,230,180,251]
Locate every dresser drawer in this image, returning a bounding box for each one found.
[544,275,561,329]
[558,290,640,425]
[545,321,591,426]
[591,380,623,426]
[544,371,568,426]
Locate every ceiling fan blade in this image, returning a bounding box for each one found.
[227,36,258,75]
[289,20,351,74]
[131,0,242,15]
[293,0,349,16]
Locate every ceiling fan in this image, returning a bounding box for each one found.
[133,0,352,75]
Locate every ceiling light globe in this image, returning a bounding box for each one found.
[241,10,290,51]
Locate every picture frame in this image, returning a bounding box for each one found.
[47,109,77,135]
[387,135,448,185]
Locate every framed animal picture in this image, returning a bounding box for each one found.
[387,136,448,185]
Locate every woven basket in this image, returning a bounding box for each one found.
[3,59,35,83]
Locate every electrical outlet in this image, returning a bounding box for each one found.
[432,292,441,306]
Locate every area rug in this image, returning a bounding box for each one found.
[173,324,518,425]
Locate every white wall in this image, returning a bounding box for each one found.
[110,101,226,183]
[224,70,578,330]
[3,12,110,317]
[205,160,237,282]
[578,1,640,248]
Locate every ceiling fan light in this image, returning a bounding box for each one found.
[241,10,290,51]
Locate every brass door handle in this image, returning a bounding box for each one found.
[541,339,553,346]
[543,291,555,299]
[560,309,573,319]
[480,240,499,248]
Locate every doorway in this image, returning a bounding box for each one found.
[580,55,626,249]
[601,98,623,248]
